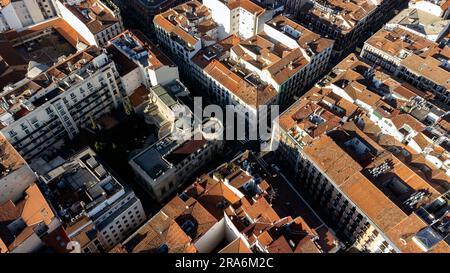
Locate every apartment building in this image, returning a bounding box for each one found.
[0,16,90,87]
[409,0,450,19]
[114,151,340,253]
[107,30,179,95]
[282,0,402,59]
[39,148,146,252]
[2,16,89,50]
[0,27,182,162]
[153,0,219,72]
[56,0,124,47]
[203,0,272,40]
[190,15,333,121]
[229,15,333,105]
[0,0,59,32]
[274,54,450,253]
[190,33,240,88]
[361,26,450,104]
[0,134,36,204]
[140,80,192,138]
[0,183,63,253]
[0,46,124,161]
[202,58,278,123]
[386,1,450,42]
[129,118,225,203]
[0,9,84,92]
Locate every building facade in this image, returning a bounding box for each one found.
[153,0,219,73]
[0,0,59,32]
[274,54,450,253]
[56,0,124,47]
[282,0,403,59]
[114,151,340,253]
[129,120,225,203]
[39,148,146,252]
[203,0,272,40]
[361,26,450,105]
[0,46,124,160]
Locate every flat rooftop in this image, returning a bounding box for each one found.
[3,17,89,48]
[42,148,124,224]
[132,136,178,180]
[131,132,208,181]
[15,32,75,69]
[110,30,176,70]
[0,17,88,92]
[388,8,450,38]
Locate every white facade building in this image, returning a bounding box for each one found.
[0,46,124,160]
[0,0,59,32]
[108,30,179,92]
[203,0,272,40]
[194,15,333,117]
[386,3,450,42]
[410,0,450,18]
[56,0,123,47]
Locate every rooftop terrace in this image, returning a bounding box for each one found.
[110,30,176,70]
[41,148,124,226]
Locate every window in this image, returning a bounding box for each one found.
[8,130,17,138]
